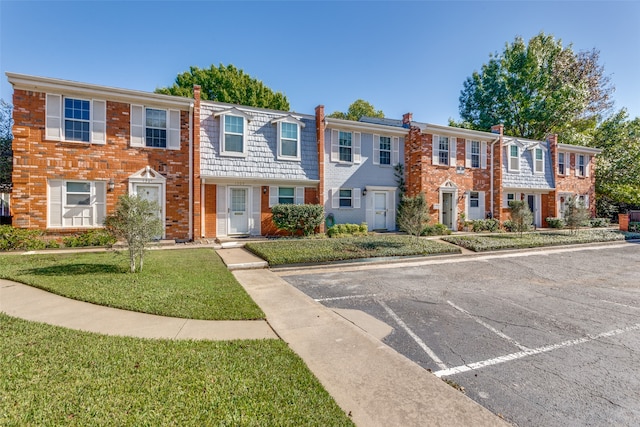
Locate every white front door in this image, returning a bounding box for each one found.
[373,192,387,230]
[134,184,163,238]
[229,187,249,234]
[526,194,540,227]
[442,192,454,230]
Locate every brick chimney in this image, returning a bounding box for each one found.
[402,112,413,128]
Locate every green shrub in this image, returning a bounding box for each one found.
[546,217,565,229]
[629,222,640,233]
[327,222,368,238]
[422,223,452,236]
[62,229,117,247]
[508,200,533,235]
[0,225,48,251]
[470,218,500,232]
[271,204,324,236]
[589,218,610,228]
[397,193,429,238]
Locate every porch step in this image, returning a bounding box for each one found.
[216,247,268,271]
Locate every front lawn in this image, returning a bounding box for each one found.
[442,229,638,252]
[0,314,353,426]
[245,235,460,266]
[0,248,263,320]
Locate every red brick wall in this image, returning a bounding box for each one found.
[555,152,597,217]
[11,89,192,239]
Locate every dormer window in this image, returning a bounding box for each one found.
[272,115,305,161]
[534,147,544,174]
[214,108,252,157]
[508,144,520,172]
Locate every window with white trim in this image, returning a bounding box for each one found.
[577,155,585,177]
[505,192,516,208]
[508,145,520,171]
[534,148,544,174]
[64,98,90,142]
[224,115,245,154]
[145,108,167,148]
[558,152,566,175]
[469,191,479,208]
[48,180,106,228]
[339,131,352,162]
[278,187,295,204]
[379,136,391,165]
[470,140,480,168]
[437,136,450,166]
[339,189,353,208]
[279,122,299,159]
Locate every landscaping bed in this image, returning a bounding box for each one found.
[245,235,460,266]
[0,248,263,320]
[442,229,639,252]
[0,314,353,426]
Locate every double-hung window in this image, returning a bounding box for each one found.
[278,187,295,204]
[558,152,566,175]
[438,136,450,166]
[509,145,520,171]
[577,155,585,177]
[469,192,479,208]
[505,193,516,208]
[470,141,480,168]
[339,131,352,162]
[64,98,90,142]
[339,189,353,207]
[224,115,245,154]
[379,136,391,165]
[48,180,106,228]
[534,148,544,174]
[279,122,298,158]
[145,108,167,148]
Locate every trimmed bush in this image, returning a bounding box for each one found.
[62,229,117,247]
[327,222,368,238]
[422,223,452,236]
[471,218,500,232]
[546,217,565,229]
[589,218,610,228]
[629,222,640,233]
[0,226,50,251]
[271,204,324,236]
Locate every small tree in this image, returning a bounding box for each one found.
[397,193,430,239]
[271,204,324,236]
[508,200,533,236]
[105,194,163,273]
[563,195,590,234]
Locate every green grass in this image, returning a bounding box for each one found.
[245,235,461,266]
[0,248,264,320]
[0,313,353,426]
[442,229,638,252]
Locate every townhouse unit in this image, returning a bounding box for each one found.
[6,72,601,239]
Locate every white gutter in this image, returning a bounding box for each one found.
[188,102,193,241]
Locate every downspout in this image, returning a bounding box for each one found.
[489,137,499,218]
[188,102,193,240]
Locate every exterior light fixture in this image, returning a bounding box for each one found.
[108,178,115,192]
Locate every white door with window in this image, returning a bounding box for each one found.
[133,184,163,238]
[442,192,454,230]
[373,192,387,230]
[526,194,540,227]
[229,187,249,234]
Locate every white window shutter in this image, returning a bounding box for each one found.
[91,100,106,144]
[217,185,227,236]
[94,181,106,226]
[366,191,374,226]
[242,117,248,155]
[250,187,261,235]
[373,134,380,165]
[432,135,439,165]
[48,180,63,227]
[465,139,471,168]
[269,186,278,207]
[130,105,144,147]
[46,94,62,141]
[479,191,485,217]
[331,130,339,162]
[219,114,226,153]
[388,191,396,230]
[331,188,339,209]
[585,155,590,177]
[449,136,456,167]
[295,187,305,205]
[392,137,400,165]
[354,132,361,164]
[276,122,282,157]
[353,188,361,209]
[585,194,589,208]
[481,141,487,169]
[168,109,180,150]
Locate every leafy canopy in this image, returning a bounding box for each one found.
[329,99,384,121]
[156,64,290,111]
[456,32,613,144]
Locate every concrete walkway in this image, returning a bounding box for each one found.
[1,245,511,426]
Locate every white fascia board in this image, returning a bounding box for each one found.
[324,117,408,136]
[212,107,254,122]
[557,143,602,155]
[6,72,193,109]
[201,100,315,120]
[201,175,320,186]
[270,114,306,128]
[419,123,499,141]
[502,186,555,192]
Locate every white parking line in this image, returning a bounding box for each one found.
[434,322,640,378]
[377,299,448,371]
[315,294,378,302]
[447,300,530,351]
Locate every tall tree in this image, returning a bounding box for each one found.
[592,109,640,210]
[329,99,384,121]
[456,33,613,144]
[0,99,13,187]
[156,64,290,111]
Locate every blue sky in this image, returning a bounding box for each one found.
[1,1,638,126]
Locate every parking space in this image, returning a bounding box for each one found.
[281,243,640,426]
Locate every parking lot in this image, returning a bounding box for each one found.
[280,243,640,426]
